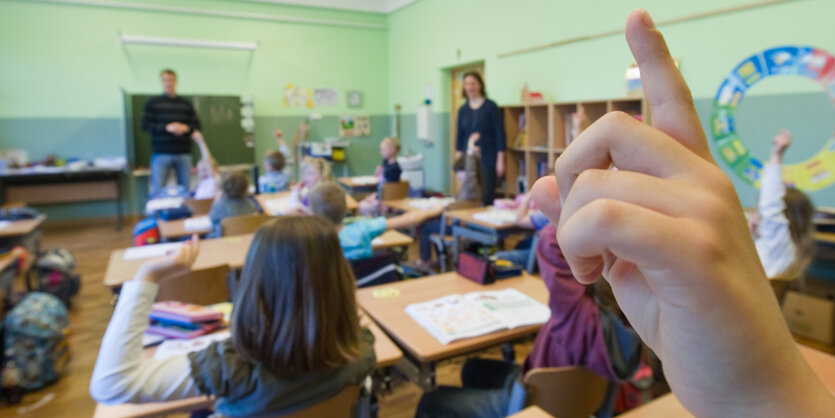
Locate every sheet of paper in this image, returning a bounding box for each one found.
[371,237,384,246]
[142,333,165,348]
[351,176,379,186]
[184,216,212,232]
[408,197,455,210]
[146,197,185,213]
[405,294,505,345]
[123,242,183,260]
[152,331,231,360]
[472,209,518,226]
[0,221,9,230]
[464,288,550,329]
[264,198,298,216]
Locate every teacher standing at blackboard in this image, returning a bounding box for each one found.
[142,68,201,197]
[455,72,505,205]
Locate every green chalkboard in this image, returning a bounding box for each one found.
[124,93,255,170]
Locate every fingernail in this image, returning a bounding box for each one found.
[639,9,655,29]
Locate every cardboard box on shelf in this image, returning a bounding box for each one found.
[783,291,835,345]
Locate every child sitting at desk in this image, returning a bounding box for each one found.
[376,136,402,183]
[290,156,333,208]
[90,217,376,416]
[358,137,404,217]
[190,131,219,200]
[208,171,260,237]
[309,182,442,260]
[258,125,307,193]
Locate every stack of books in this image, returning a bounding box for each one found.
[147,301,225,339]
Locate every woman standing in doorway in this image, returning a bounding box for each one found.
[456,72,506,205]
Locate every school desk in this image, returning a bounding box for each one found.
[93,317,403,417]
[157,217,213,241]
[356,272,548,391]
[103,231,412,287]
[444,207,534,269]
[619,344,835,417]
[103,235,254,287]
[0,167,124,229]
[255,191,359,215]
[339,176,380,195]
[0,214,46,253]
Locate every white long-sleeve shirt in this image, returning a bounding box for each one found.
[754,164,797,278]
[90,280,204,404]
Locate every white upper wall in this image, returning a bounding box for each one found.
[243,0,418,14]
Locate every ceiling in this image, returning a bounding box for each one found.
[242,0,419,14]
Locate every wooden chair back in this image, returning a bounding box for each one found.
[380,181,410,201]
[524,366,609,418]
[284,385,360,418]
[155,265,231,305]
[185,198,214,216]
[221,213,271,236]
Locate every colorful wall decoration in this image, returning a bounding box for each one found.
[711,46,835,191]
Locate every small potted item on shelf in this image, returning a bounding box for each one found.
[520,83,544,104]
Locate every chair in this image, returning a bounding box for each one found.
[185,198,214,216]
[284,385,361,418]
[155,265,231,305]
[350,252,403,288]
[429,200,481,272]
[221,213,271,236]
[523,366,610,418]
[380,181,410,201]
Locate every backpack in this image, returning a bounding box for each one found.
[29,249,80,309]
[3,293,69,391]
[134,217,160,246]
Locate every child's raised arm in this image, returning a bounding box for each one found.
[533,10,834,417]
[90,237,204,404]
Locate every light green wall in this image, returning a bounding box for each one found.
[0,0,389,119]
[387,0,835,200]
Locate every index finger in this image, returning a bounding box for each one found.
[626,9,713,161]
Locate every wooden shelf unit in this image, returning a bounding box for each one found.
[497,97,648,197]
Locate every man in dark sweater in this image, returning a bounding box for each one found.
[141,69,201,197]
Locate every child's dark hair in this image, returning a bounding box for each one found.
[783,187,815,279]
[231,216,362,376]
[308,182,347,226]
[221,171,249,198]
[264,151,286,172]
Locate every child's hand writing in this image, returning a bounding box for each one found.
[533,9,834,417]
[135,235,200,283]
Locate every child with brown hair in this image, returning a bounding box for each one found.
[91,217,376,416]
[309,182,442,260]
[207,171,260,237]
[259,124,308,193]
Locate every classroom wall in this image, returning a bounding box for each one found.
[386,0,835,204]
[0,0,390,219]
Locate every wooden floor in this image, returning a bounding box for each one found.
[0,219,534,418]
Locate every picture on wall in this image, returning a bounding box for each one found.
[339,114,371,137]
[314,88,339,107]
[347,90,363,108]
[283,84,313,108]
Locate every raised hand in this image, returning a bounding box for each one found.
[532,9,834,417]
[135,235,200,283]
[771,129,792,162]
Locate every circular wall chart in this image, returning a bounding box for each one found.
[711,46,835,191]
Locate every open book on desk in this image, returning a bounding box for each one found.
[405,288,550,345]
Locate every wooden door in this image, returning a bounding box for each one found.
[449,62,484,195]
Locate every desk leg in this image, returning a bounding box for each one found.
[115,176,123,231]
[398,354,437,392]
